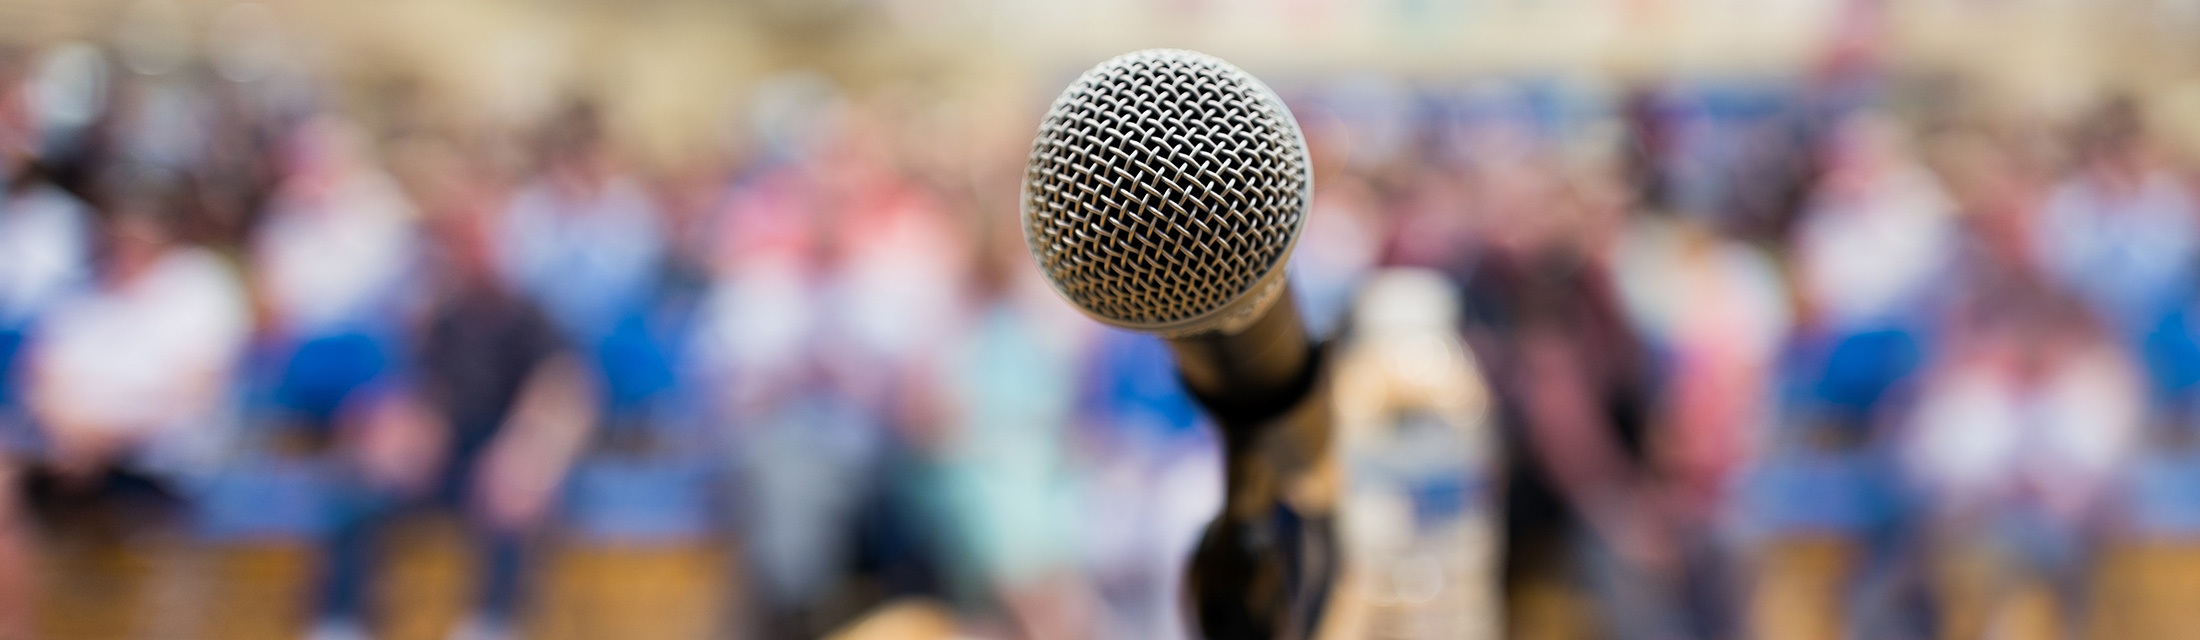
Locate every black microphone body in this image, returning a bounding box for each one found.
[1021,49,1336,640]
[1172,295,1336,640]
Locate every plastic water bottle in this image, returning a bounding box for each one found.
[1328,269,1498,640]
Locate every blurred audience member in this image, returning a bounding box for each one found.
[0,67,92,374]
[1449,157,1667,640]
[2032,98,2199,345]
[1793,113,1958,334]
[28,169,249,484]
[1612,214,1790,640]
[311,140,596,640]
[1903,288,2142,639]
[1615,216,1790,522]
[1742,111,1955,639]
[1293,115,1386,341]
[498,102,666,343]
[0,53,94,639]
[1075,328,1219,640]
[17,169,247,640]
[936,234,1096,640]
[251,115,419,447]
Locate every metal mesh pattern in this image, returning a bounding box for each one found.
[1022,49,1310,332]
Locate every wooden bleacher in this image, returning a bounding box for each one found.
[32,514,732,640]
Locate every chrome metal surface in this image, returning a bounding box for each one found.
[1021,49,1311,337]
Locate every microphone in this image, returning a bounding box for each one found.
[1021,49,1334,640]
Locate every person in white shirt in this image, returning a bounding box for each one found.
[0,51,93,439]
[251,117,420,433]
[1902,290,2141,640]
[1792,113,1958,334]
[2031,99,2199,342]
[0,180,90,341]
[496,103,665,344]
[28,172,250,483]
[13,171,249,640]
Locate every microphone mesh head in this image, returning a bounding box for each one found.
[1022,49,1311,337]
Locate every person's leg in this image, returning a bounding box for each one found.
[2035,518,2097,640]
[313,481,395,640]
[451,432,526,640]
[323,515,374,621]
[1678,524,1744,640]
[0,458,35,640]
[475,526,528,626]
[1930,524,2014,640]
[1578,529,1693,640]
[0,333,33,638]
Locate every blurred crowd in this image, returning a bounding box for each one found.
[0,33,1235,640]
[1355,65,2200,640]
[6,7,2200,640]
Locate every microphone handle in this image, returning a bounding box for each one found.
[1169,290,1339,640]
[1167,289,1312,414]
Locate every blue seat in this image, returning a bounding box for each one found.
[195,454,341,542]
[563,455,717,544]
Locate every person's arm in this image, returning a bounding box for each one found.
[22,334,126,481]
[1517,329,1673,572]
[346,387,449,497]
[476,352,598,532]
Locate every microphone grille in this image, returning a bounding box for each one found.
[1021,49,1310,336]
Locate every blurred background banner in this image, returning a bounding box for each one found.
[5,0,2200,639]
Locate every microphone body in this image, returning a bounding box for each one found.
[1172,294,1336,640]
[1021,49,1336,640]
